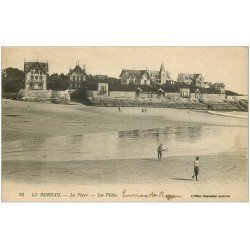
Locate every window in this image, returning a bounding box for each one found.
[31,71,33,75]
[35,76,38,80]
[77,76,79,82]
[39,76,43,80]
[101,86,106,93]
[40,72,42,75]
[31,75,34,80]
[81,76,83,82]
[73,76,75,82]
[29,83,34,89]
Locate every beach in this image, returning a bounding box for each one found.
[1,100,248,201]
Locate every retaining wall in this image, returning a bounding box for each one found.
[109,91,135,99]
[200,93,226,102]
[19,89,70,104]
[227,95,248,101]
[87,90,135,99]
[51,90,70,104]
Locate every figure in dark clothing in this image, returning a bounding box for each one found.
[192,156,200,181]
[157,143,166,160]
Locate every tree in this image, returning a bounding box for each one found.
[47,73,69,91]
[2,67,25,93]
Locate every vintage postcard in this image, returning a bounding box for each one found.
[1,46,248,202]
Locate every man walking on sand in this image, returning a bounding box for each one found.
[157,143,165,161]
[192,156,200,181]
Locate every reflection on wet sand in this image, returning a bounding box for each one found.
[2,126,247,162]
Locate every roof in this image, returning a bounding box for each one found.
[193,74,202,80]
[120,69,161,78]
[70,65,86,74]
[24,61,48,73]
[178,73,202,80]
[159,62,165,73]
[120,65,172,79]
[119,69,141,77]
[179,73,195,77]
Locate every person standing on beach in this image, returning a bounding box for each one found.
[157,143,164,160]
[192,156,200,181]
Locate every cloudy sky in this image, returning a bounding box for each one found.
[2,47,248,94]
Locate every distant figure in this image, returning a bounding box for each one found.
[157,143,166,160]
[145,108,147,112]
[142,108,144,112]
[192,156,200,181]
[118,106,121,112]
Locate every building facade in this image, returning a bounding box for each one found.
[69,64,87,89]
[176,73,204,87]
[120,63,173,85]
[98,82,108,93]
[180,88,190,98]
[24,61,48,90]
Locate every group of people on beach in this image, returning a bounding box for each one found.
[157,143,200,181]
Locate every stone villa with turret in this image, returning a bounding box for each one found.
[119,63,173,85]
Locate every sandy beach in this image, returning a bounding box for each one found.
[1,100,248,201]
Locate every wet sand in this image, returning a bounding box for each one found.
[1,100,248,201]
[2,100,247,142]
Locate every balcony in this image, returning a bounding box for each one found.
[28,79,44,83]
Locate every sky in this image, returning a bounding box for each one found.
[2,47,248,94]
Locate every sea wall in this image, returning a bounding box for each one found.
[227,95,248,101]
[109,91,135,99]
[87,90,134,99]
[86,90,247,111]
[165,93,180,99]
[19,89,70,104]
[87,90,108,98]
[200,93,226,102]
[20,89,52,102]
[51,90,71,104]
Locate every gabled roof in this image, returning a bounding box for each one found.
[120,65,172,80]
[119,69,141,77]
[70,65,86,74]
[24,61,48,73]
[148,70,159,75]
[193,73,203,79]
[120,69,161,77]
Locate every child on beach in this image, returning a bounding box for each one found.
[192,156,200,181]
